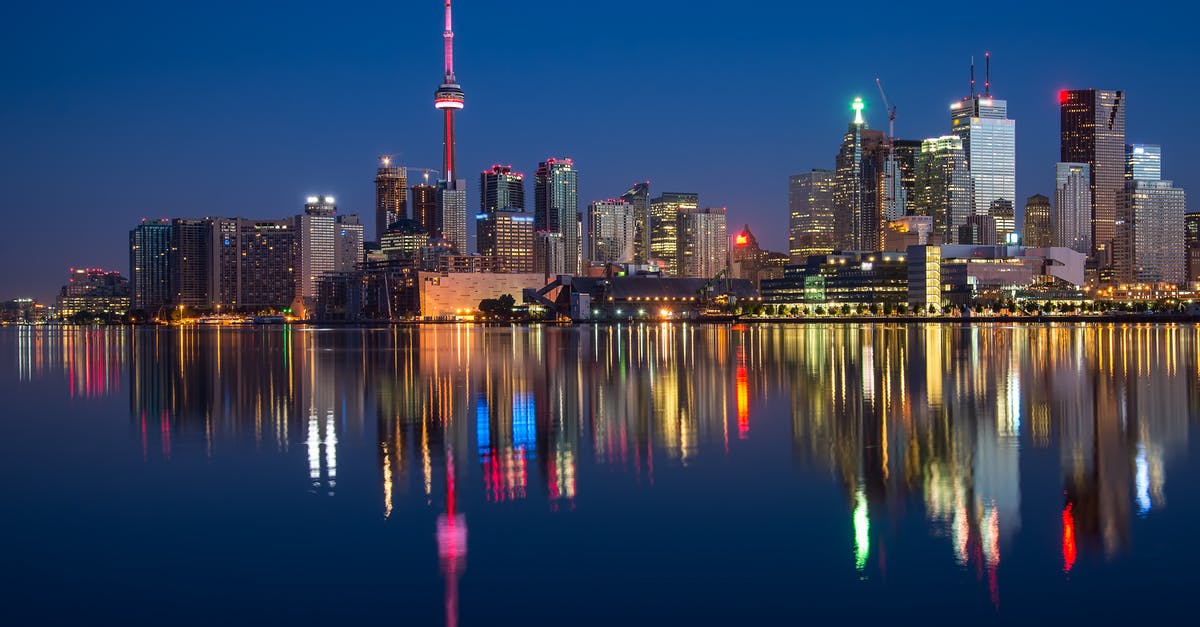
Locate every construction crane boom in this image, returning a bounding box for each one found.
[874,78,895,140]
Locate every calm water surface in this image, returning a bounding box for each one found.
[2,323,1197,624]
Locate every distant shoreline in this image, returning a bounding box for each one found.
[6,313,1200,328]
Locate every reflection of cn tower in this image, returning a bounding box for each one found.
[436,450,466,627]
[433,0,464,181]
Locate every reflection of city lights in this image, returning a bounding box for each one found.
[1135,444,1151,516]
[854,488,869,572]
[1062,502,1077,574]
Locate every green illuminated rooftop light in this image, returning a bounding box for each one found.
[852,97,865,125]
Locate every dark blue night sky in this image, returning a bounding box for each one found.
[1,0,1190,299]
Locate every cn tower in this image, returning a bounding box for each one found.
[433,0,464,182]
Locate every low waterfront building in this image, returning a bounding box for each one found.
[57,268,131,319]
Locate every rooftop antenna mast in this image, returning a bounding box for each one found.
[970,56,975,98]
[984,51,990,97]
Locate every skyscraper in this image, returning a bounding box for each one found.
[649,192,698,275]
[480,165,525,213]
[587,199,636,264]
[951,90,1016,227]
[335,214,364,272]
[411,183,439,238]
[788,169,836,261]
[438,182,468,253]
[375,156,408,240]
[621,182,651,264]
[297,196,338,310]
[676,206,727,279]
[914,136,971,244]
[1061,89,1125,261]
[1054,163,1092,255]
[433,1,467,254]
[1115,180,1186,284]
[1126,144,1161,182]
[1023,194,1053,248]
[212,217,296,311]
[1186,213,1200,283]
[170,218,212,308]
[129,219,172,313]
[534,158,580,275]
[834,98,888,251]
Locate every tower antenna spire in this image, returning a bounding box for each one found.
[984,51,990,97]
[443,0,454,79]
[970,55,975,98]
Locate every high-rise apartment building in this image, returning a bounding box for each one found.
[649,192,698,275]
[676,206,727,279]
[1126,144,1161,182]
[789,169,836,261]
[587,199,636,264]
[1061,89,1125,261]
[170,218,212,308]
[212,218,296,310]
[411,183,439,238]
[477,210,535,272]
[1022,194,1053,248]
[951,93,1016,225]
[129,219,172,312]
[438,181,468,253]
[1054,162,1092,255]
[621,182,651,264]
[335,214,364,272]
[375,156,408,240]
[534,158,580,275]
[480,165,525,213]
[534,230,566,278]
[913,136,971,244]
[1186,212,1200,283]
[1115,180,1186,284]
[297,196,337,306]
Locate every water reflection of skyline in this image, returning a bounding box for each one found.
[8,323,1198,615]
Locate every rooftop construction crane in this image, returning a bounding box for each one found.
[875,78,901,220]
[378,155,441,184]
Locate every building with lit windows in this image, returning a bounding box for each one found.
[1054,163,1092,255]
[1126,144,1161,182]
[913,136,971,244]
[375,156,407,240]
[835,98,888,251]
[1186,213,1200,284]
[621,182,651,264]
[762,251,909,306]
[170,218,212,308]
[1023,194,1053,248]
[57,268,131,319]
[335,214,364,272]
[213,218,296,311]
[677,206,727,279]
[789,169,836,261]
[480,165,525,213]
[297,196,337,310]
[991,198,1015,244]
[477,210,535,272]
[129,219,172,312]
[1061,89,1125,261]
[437,182,468,254]
[1115,179,1187,284]
[951,93,1016,230]
[587,199,635,265]
[534,230,565,278]
[649,192,697,275]
[380,219,428,259]
[410,183,439,238]
[534,158,580,275]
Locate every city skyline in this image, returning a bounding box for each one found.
[3,0,1193,300]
